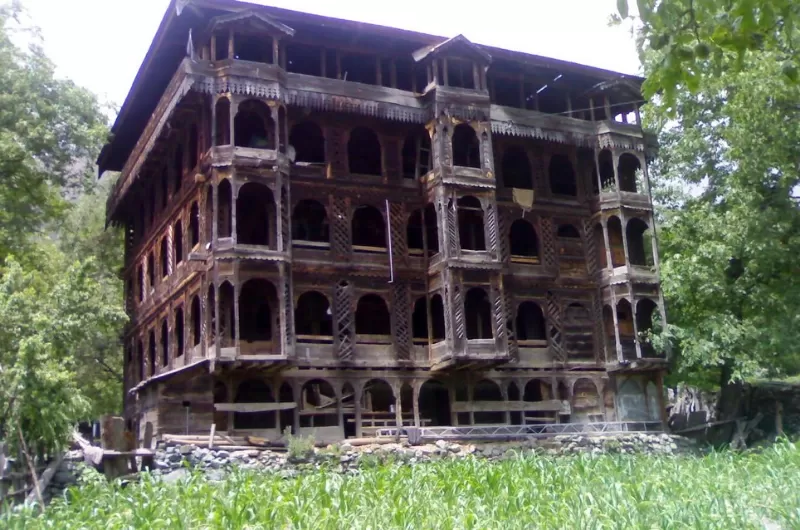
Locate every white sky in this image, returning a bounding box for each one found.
[19,0,641,112]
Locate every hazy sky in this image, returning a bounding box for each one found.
[19,0,641,110]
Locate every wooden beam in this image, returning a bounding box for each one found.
[451,399,564,413]
[214,402,296,412]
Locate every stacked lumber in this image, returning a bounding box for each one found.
[161,434,281,450]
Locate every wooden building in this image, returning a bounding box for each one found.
[101,0,668,443]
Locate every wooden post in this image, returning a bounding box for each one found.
[101,416,129,481]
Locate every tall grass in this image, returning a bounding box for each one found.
[3,441,800,529]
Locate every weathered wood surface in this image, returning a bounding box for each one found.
[451,400,564,413]
[214,402,296,412]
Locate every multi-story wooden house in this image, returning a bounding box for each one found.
[100,0,668,443]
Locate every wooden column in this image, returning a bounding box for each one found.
[228,30,235,59]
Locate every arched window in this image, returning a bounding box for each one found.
[160,319,169,367]
[355,294,390,336]
[160,236,169,278]
[516,302,546,341]
[175,307,184,357]
[465,287,492,339]
[419,379,451,426]
[401,128,431,179]
[473,379,503,424]
[234,379,275,429]
[236,182,273,246]
[352,205,385,249]
[239,279,275,342]
[411,297,428,340]
[502,146,533,189]
[452,124,480,168]
[300,379,338,428]
[174,221,183,265]
[207,285,216,342]
[616,299,635,359]
[137,340,144,381]
[289,121,325,164]
[626,218,651,266]
[362,379,394,414]
[431,294,445,341]
[458,196,485,251]
[295,291,332,337]
[191,295,201,347]
[636,298,659,357]
[214,98,231,146]
[147,252,155,289]
[549,154,577,196]
[148,330,156,376]
[408,204,439,255]
[234,100,274,149]
[189,201,199,248]
[593,223,607,269]
[607,216,625,267]
[348,127,382,175]
[618,153,641,193]
[509,219,539,258]
[292,200,329,243]
[219,281,235,342]
[218,180,233,239]
[603,305,615,360]
[598,149,614,191]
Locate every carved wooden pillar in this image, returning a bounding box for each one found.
[389,202,408,267]
[334,281,354,361]
[490,276,508,354]
[484,200,499,259]
[583,219,597,276]
[610,293,623,362]
[631,296,643,359]
[391,281,412,361]
[278,263,294,357]
[412,382,421,427]
[354,382,363,438]
[329,194,351,260]
[546,291,566,363]
[601,218,614,272]
[540,217,557,273]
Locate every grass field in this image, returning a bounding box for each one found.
[3,441,800,529]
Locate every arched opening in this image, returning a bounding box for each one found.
[524,380,544,402]
[361,379,395,426]
[234,100,274,149]
[636,299,659,357]
[348,127,382,175]
[452,124,480,168]
[618,378,647,421]
[402,128,431,179]
[191,295,201,347]
[618,153,641,193]
[147,252,155,289]
[341,382,356,438]
[355,294,390,336]
[300,379,338,428]
[234,379,275,430]
[411,297,428,341]
[205,186,213,243]
[279,382,294,434]
[295,291,332,338]
[213,381,229,431]
[148,331,156,376]
[217,180,233,239]
[616,299,636,360]
[593,223,607,269]
[430,294,445,341]
[174,221,183,265]
[607,217,625,267]
[408,205,439,255]
[626,218,651,267]
[160,319,169,367]
[598,149,615,191]
[400,384,414,427]
[473,379,504,424]
[508,382,521,424]
[214,98,231,146]
[160,236,169,278]
[175,307,184,357]
[352,205,385,249]
[457,196,485,251]
[236,182,273,246]
[509,219,539,258]
[465,287,492,339]
[207,285,216,343]
[219,281,235,343]
[516,302,546,341]
[239,279,275,343]
[289,121,325,164]
[292,200,329,244]
[603,305,616,361]
[137,340,144,381]
[549,154,577,196]
[502,146,533,189]
[418,380,451,426]
[190,202,199,248]
[571,378,602,422]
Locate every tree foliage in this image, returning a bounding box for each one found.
[645,45,800,389]
[0,6,125,453]
[616,0,800,105]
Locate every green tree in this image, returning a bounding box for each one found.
[615,0,800,104]
[646,49,800,398]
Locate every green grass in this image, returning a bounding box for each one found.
[4,441,800,529]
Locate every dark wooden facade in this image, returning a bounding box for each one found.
[102,0,668,443]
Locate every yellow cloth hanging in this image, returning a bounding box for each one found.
[512,188,535,211]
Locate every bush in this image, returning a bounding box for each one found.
[283,427,315,461]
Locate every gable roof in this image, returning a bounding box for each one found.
[412,34,492,64]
